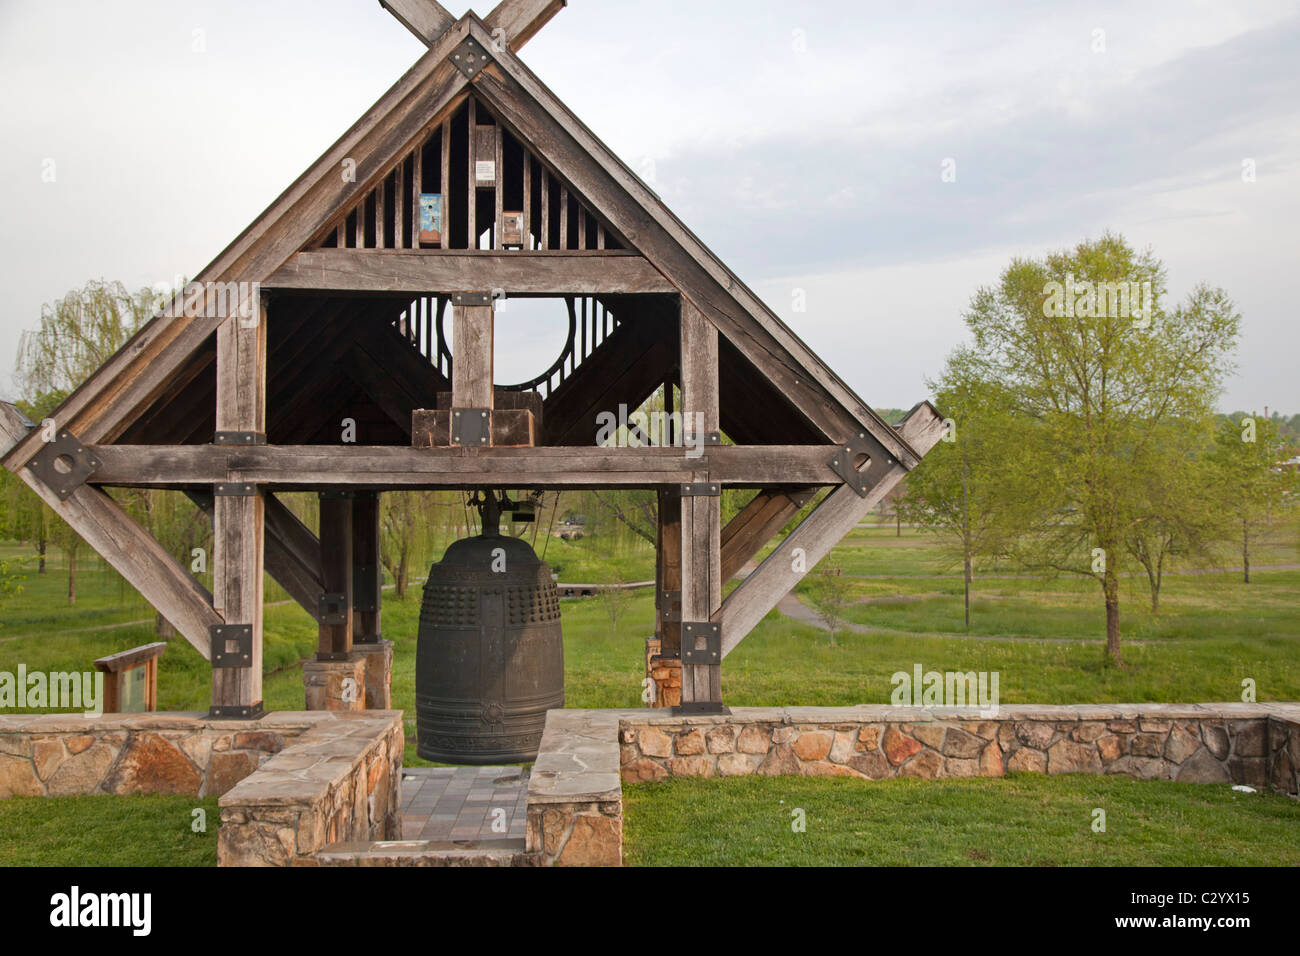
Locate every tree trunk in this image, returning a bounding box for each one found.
[67,548,77,605]
[1103,566,1122,666]
[964,554,972,630]
[896,512,901,538]
[961,451,971,630]
[38,539,46,574]
[1242,519,1250,584]
[395,548,409,600]
[1145,565,1159,614]
[155,613,176,640]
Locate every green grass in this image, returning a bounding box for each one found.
[0,794,219,866]
[623,774,1300,866]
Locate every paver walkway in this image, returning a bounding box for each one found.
[399,766,529,844]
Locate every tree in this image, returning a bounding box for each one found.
[957,233,1239,665]
[808,558,851,647]
[897,366,1030,628]
[1209,415,1298,583]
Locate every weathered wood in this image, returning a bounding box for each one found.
[679,301,721,706]
[90,443,846,489]
[719,486,817,582]
[0,404,220,658]
[318,494,354,659]
[655,487,681,657]
[452,302,494,410]
[440,118,451,249]
[265,249,672,295]
[412,408,536,448]
[213,292,268,713]
[716,402,945,657]
[381,0,455,46]
[352,491,382,644]
[484,0,567,52]
[1,23,475,466]
[465,23,921,467]
[467,97,478,248]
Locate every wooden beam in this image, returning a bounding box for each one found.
[264,250,673,295]
[679,301,721,708]
[352,492,382,643]
[655,488,681,658]
[484,0,566,52]
[89,443,848,489]
[452,302,494,411]
[0,403,221,659]
[318,494,354,658]
[212,295,267,714]
[716,403,946,657]
[381,0,455,47]
[719,486,818,582]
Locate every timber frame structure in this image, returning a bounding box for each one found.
[0,0,944,718]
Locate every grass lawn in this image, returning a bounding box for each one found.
[623,774,1300,866]
[0,794,219,867]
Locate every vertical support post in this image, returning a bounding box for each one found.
[467,98,477,249]
[678,300,722,713]
[352,491,382,644]
[452,298,495,411]
[318,492,354,660]
[212,290,267,718]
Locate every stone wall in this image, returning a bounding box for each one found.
[1270,716,1300,796]
[644,638,681,709]
[619,705,1297,787]
[0,712,326,798]
[526,710,623,866]
[217,712,403,866]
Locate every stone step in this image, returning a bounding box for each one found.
[316,838,543,867]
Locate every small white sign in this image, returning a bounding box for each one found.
[476,160,496,183]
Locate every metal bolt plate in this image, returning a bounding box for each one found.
[681,621,721,664]
[27,429,101,501]
[450,37,492,79]
[452,408,491,447]
[210,624,254,668]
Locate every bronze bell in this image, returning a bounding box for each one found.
[415,491,564,764]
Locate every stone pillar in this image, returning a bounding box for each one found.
[352,640,394,710]
[303,657,365,711]
[644,637,682,709]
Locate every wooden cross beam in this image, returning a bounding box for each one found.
[381,0,565,52]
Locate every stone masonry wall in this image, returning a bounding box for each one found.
[619,704,1300,791]
[218,712,403,866]
[1270,716,1300,796]
[0,712,325,799]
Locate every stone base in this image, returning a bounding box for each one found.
[644,638,681,709]
[352,641,394,710]
[303,658,366,712]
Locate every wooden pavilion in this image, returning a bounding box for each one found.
[0,0,944,718]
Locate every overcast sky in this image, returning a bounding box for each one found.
[1,0,1296,414]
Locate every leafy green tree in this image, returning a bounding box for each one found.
[957,233,1239,665]
[897,365,1031,628]
[1209,415,1298,583]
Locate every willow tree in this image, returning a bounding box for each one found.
[960,234,1238,665]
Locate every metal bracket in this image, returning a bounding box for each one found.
[318,592,349,626]
[674,702,730,716]
[27,429,101,502]
[452,408,491,447]
[214,431,267,446]
[679,482,721,497]
[693,431,722,446]
[829,431,877,499]
[209,703,265,720]
[318,489,356,500]
[210,624,253,668]
[659,589,682,623]
[213,482,257,497]
[681,621,721,664]
[451,291,493,307]
[450,36,493,80]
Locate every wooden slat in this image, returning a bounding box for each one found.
[559,185,568,250]
[522,151,532,250]
[716,403,945,656]
[656,487,681,657]
[0,403,220,659]
[467,97,477,249]
[440,118,451,249]
[394,159,405,248]
[540,170,550,249]
[719,486,817,582]
[494,122,505,250]
[452,303,494,410]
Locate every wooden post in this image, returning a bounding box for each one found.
[212,290,267,718]
[452,297,495,412]
[678,300,722,712]
[317,492,354,659]
[655,488,681,657]
[352,491,382,644]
